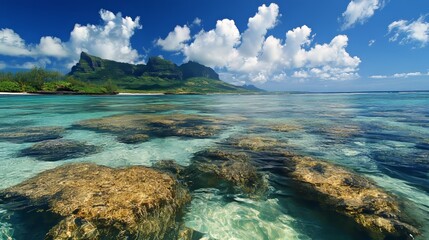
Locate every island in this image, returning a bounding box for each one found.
[0,52,263,95]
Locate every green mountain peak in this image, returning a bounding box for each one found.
[68,52,260,93]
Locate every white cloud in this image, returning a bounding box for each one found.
[0,28,32,56]
[388,16,429,47]
[156,25,191,51]
[68,9,142,63]
[183,19,240,68]
[0,58,52,70]
[370,71,429,79]
[0,30,68,58]
[238,3,279,58]
[369,75,387,79]
[368,39,375,46]
[341,0,384,30]
[161,3,360,83]
[292,70,309,78]
[192,18,202,26]
[0,9,143,69]
[38,36,68,58]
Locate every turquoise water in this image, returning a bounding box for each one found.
[0,93,428,239]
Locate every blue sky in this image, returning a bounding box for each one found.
[1,0,428,91]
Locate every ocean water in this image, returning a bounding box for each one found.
[0,93,428,239]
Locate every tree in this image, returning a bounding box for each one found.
[104,79,118,94]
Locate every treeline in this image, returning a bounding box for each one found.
[0,68,118,94]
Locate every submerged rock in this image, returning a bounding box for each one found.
[269,124,302,132]
[0,126,64,143]
[18,139,99,161]
[189,149,268,196]
[117,133,149,144]
[282,153,419,239]
[0,163,191,239]
[74,114,224,143]
[320,125,361,139]
[233,135,287,151]
[153,159,186,177]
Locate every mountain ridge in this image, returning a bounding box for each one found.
[69,52,262,93]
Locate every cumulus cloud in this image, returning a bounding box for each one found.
[388,16,429,47]
[368,39,375,46]
[156,25,191,51]
[341,0,384,30]
[68,9,142,63]
[370,71,429,79]
[0,28,32,56]
[0,9,143,69]
[161,3,360,83]
[238,3,279,58]
[0,29,68,58]
[38,36,68,57]
[183,19,241,68]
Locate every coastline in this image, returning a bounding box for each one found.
[118,92,165,96]
[0,92,37,95]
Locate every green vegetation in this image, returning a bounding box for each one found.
[0,52,262,94]
[0,68,118,94]
[69,52,260,93]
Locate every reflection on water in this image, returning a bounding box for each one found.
[0,93,428,239]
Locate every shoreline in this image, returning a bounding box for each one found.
[0,92,37,95]
[118,92,165,96]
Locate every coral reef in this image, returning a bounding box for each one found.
[233,135,287,151]
[18,139,99,161]
[0,126,64,143]
[189,149,268,196]
[74,114,224,143]
[282,153,419,239]
[0,163,191,239]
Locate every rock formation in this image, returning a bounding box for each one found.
[0,163,191,239]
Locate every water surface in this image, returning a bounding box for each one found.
[0,93,428,239]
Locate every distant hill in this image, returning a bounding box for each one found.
[241,84,265,92]
[69,52,255,93]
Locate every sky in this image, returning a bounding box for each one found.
[0,0,428,92]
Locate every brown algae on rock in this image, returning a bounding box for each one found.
[0,163,191,239]
[282,153,419,239]
[269,124,302,132]
[116,133,150,144]
[233,135,287,151]
[0,126,64,143]
[18,139,99,161]
[74,113,225,143]
[320,124,361,138]
[189,149,268,196]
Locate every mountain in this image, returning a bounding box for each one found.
[69,52,253,93]
[179,61,219,80]
[241,84,265,92]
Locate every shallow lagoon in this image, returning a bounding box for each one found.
[0,93,428,239]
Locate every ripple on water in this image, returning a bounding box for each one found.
[0,209,13,240]
[185,188,308,240]
[367,174,429,239]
